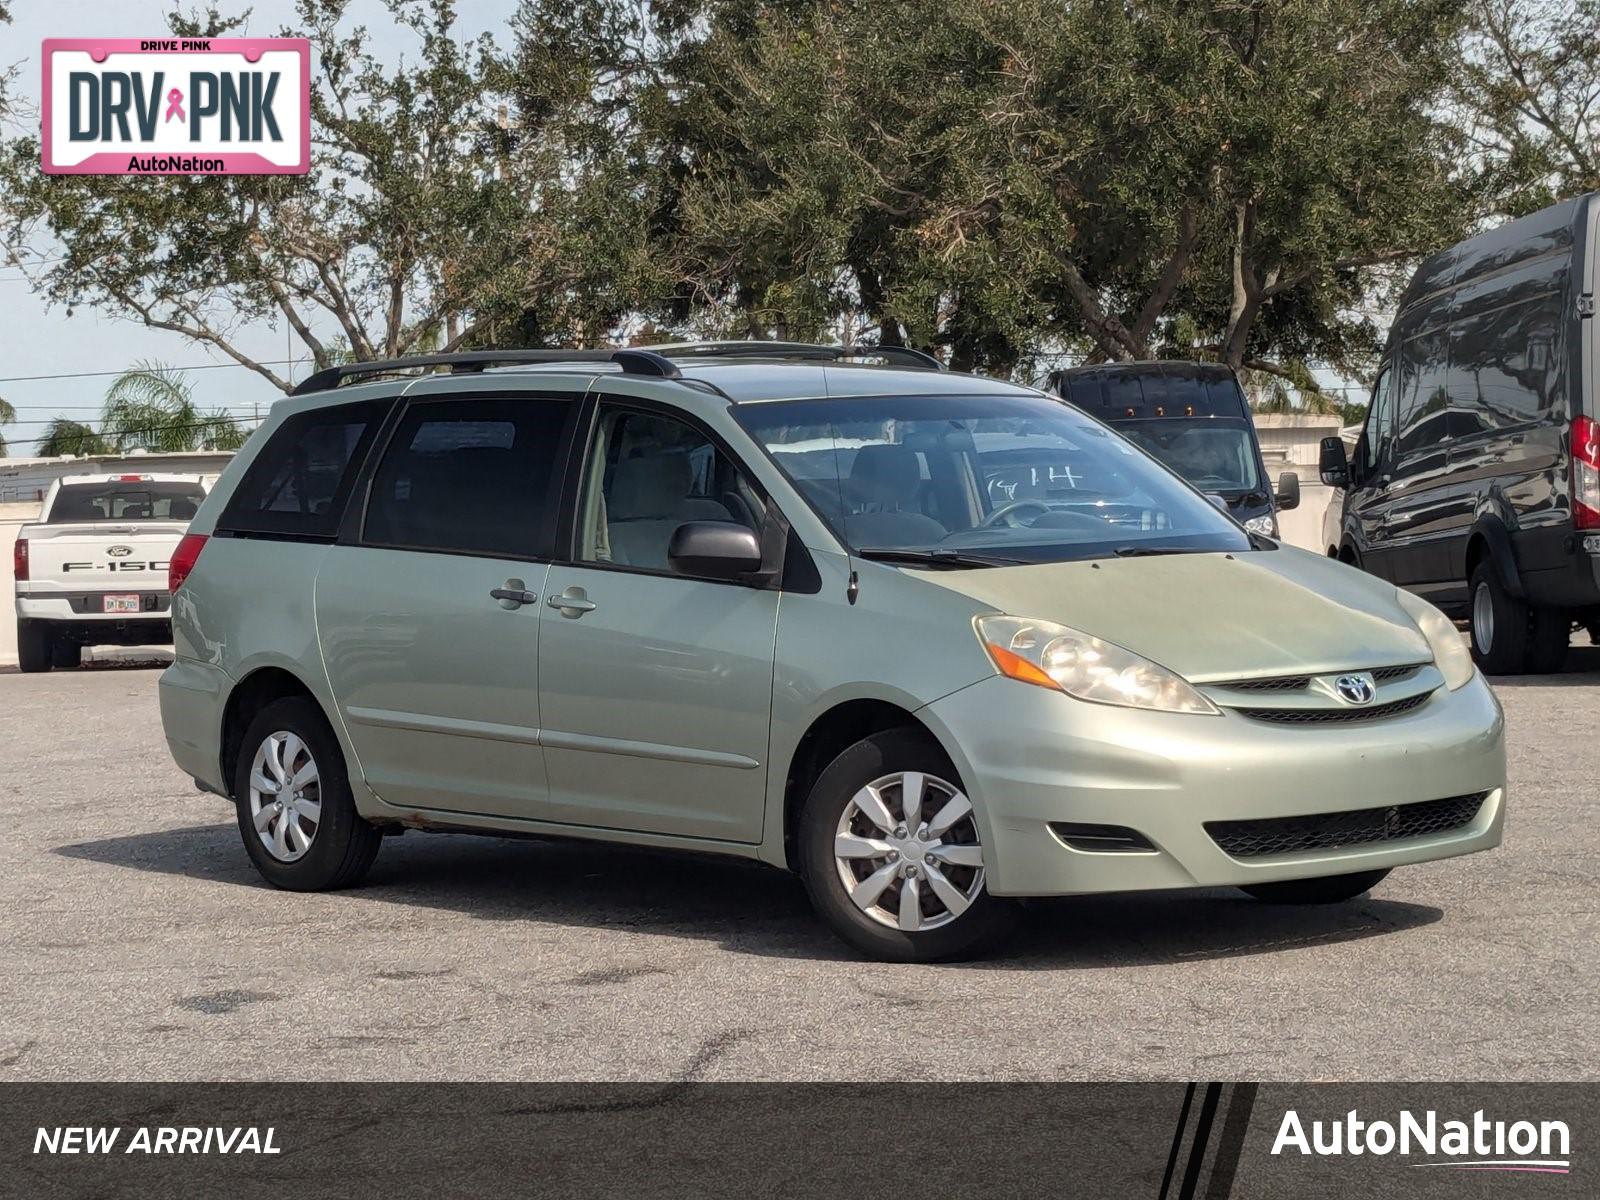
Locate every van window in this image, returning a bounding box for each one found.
[577,406,764,573]
[217,400,386,539]
[1364,366,1396,471]
[1397,328,1450,455]
[362,397,571,559]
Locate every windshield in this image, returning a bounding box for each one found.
[737,393,1251,563]
[1113,417,1262,495]
[49,481,206,523]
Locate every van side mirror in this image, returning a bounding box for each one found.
[668,521,764,580]
[1204,493,1228,512]
[1275,471,1301,511]
[1318,437,1350,488]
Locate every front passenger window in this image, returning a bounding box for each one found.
[578,407,764,572]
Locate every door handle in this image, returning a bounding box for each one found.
[490,579,538,608]
[547,587,597,617]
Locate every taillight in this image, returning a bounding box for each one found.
[1574,416,1600,530]
[12,537,26,582]
[169,533,208,593]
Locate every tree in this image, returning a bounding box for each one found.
[0,0,633,394]
[636,0,1473,378]
[1454,0,1600,216]
[0,394,13,457]
[34,363,246,457]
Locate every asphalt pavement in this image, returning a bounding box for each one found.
[1,650,1595,1081]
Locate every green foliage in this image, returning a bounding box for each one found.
[34,363,245,456]
[1455,0,1600,215]
[0,394,13,457]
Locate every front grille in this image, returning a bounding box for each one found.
[1220,662,1428,694]
[1224,675,1310,693]
[1238,691,1431,724]
[1207,793,1487,858]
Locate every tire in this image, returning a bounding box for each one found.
[16,619,52,674]
[50,638,82,669]
[797,727,1017,963]
[232,696,381,891]
[1239,868,1389,905]
[1469,561,1531,675]
[1525,606,1571,674]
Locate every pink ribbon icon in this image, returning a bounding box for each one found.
[164,88,185,123]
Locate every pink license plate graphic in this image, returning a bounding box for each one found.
[42,38,310,175]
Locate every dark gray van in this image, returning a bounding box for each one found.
[1320,192,1600,674]
[1044,361,1299,538]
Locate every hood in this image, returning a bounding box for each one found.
[918,545,1432,683]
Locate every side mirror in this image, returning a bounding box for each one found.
[1275,471,1301,511]
[1204,493,1229,512]
[668,521,763,580]
[1318,437,1350,488]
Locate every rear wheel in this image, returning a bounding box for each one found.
[1240,868,1389,905]
[50,638,82,669]
[1469,561,1531,674]
[16,619,52,674]
[233,697,382,891]
[798,728,1017,963]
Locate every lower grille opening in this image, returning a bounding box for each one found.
[1237,691,1431,724]
[1205,793,1488,859]
[1049,822,1157,853]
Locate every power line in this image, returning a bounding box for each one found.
[0,360,297,386]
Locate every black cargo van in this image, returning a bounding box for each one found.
[1044,361,1298,537]
[1321,192,1600,674]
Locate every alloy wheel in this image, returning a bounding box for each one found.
[1472,581,1494,653]
[833,771,985,932]
[247,730,322,863]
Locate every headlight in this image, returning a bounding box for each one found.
[1243,514,1278,538]
[1396,590,1474,690]
[975,614,1219,714]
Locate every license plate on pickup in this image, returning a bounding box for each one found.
[102,594,140,614]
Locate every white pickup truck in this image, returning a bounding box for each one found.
[13,473,209,672]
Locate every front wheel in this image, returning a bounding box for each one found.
[233,696,382,891]
[1239,868,1389,905]
[798,728,1017,962]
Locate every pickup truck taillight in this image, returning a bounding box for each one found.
[169,533,208,593]
[12,537,26,582]
[1574,416,1600,530]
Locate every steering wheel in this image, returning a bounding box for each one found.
[980,498,1055,529]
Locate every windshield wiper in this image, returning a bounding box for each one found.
[1111,544,1212,558]
[856,547,1026,569]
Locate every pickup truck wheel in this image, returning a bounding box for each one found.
[798,728,1018,963]
[16,620,52,674]
[1525,607,1571,674]
[233,697,381,891]
[50,639,82,669]
[1469,562,1531,675]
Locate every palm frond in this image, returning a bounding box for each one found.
[36,418,113,457]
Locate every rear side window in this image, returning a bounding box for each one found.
[49,481,206,522]
[362,397,573,559]
[218,400,386,539]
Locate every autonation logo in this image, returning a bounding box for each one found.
[1273,1108,1571,1175]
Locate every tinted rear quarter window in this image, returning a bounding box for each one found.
[218,400,387,539]
[362,396,573,559]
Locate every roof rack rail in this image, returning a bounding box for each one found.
[290,348,680,396]
[653,340,945,371]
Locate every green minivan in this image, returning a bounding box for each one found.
[158,343,1505,961]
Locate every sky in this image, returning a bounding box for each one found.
[0,0,518,456]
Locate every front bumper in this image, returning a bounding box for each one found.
[919,671,1505,897]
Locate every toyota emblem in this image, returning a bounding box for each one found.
[1335,674,1376,705]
